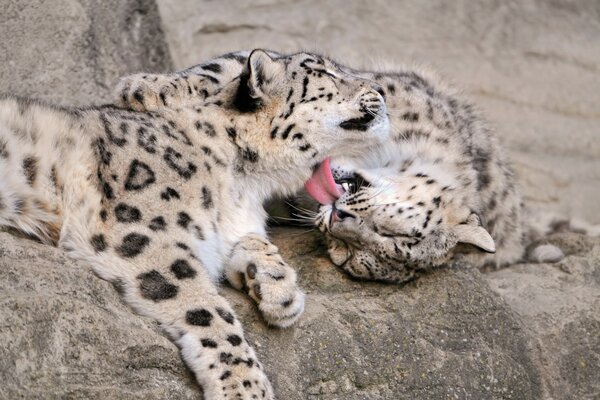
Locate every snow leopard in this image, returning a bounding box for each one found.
[0,49,389,399]
[114,51,568,285]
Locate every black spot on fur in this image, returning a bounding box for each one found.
[220,371,232,381]
[22,156,38,186]
[137,127,157,154]
[149,216,167,231]
[216,307,235,325]
[161,124,192,146]
[93,138,112,165]
[0,139,9,158]
[432,196,442,207]
[160,187,180,201]
[102,181,114,199]
[114,203,142,223]
[387,84,396,95]
[402,112,419,122]
[281,124,295,140]
[117,233,150,258]
[198,121,217,137]
[164,147,197,180]
[100,113,127,146]
[90,234,107,252]
[226,335,242,346]
[201,339,218,348]
[138,270,179,301]
[170,259,197,279]
[132,88,143,104]
[241,147,259,163]
[226,126,237,139]
[99,209,108,221]
[301,76,309,99]
[177,212,192,229]
[222,52,247,63]
[202,63,222,73]
[176,242,190,251]
[124,160,156,191]
[186,308,213,326]
[201,186,213,209]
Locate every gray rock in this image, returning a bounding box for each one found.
[0,228,547,399]
[485,232,600,400]
[0,0,172,106]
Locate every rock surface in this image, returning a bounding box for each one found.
[0,0,172,106]
[2,227,598,399]
[485,232,600,400]
[156,0,600,224]
[0,228,541,400]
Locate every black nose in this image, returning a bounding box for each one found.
[336,209,354,220]
[371,83,386,100]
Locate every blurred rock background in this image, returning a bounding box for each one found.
[0,1,598,399]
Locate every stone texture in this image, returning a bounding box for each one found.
[3,226,598,399]
[485,232,600,400]
[0,0,172,106]
[156,0,600,223]
[1,228,547,400]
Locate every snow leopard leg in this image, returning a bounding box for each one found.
[225,234,305,328]
[77,233,274,400]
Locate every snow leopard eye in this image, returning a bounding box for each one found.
[337,174,371,195]
[340,181,355,193]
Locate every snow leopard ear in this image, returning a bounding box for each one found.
[453,218,496,254]
[234,50,283,112]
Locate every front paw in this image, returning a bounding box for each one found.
[227,235,305,327]
[206,364,274,400]
[245,259,305,328]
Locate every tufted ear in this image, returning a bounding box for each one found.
[453,223,495,253]
[234,49,283,112]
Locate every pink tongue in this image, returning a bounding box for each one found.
[304,157,345,205]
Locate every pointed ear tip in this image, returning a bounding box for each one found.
[483,245,496,254]
[249,49,271,60]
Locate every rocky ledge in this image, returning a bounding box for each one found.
[1,228,598,399]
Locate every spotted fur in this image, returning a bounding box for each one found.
[0,50,389,399]
[114,52,522,283]
[314,67,568,282]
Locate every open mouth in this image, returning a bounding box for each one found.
[338,112,375,131]
[304,157,344,205]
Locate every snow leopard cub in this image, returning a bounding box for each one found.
[0,50,388,399]
[308,67,566,282]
